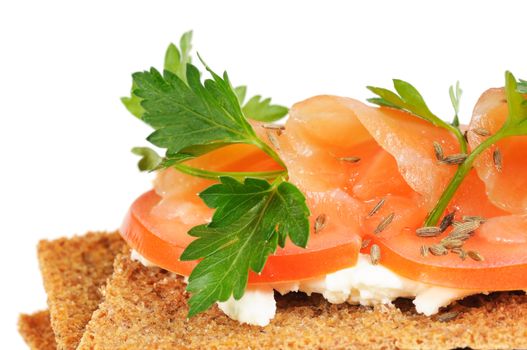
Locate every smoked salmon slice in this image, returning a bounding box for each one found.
[277,94,527,289]
[342,99,460,209]
[468,88,527,214]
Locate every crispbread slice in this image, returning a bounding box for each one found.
[78,253,527,350]
[38,232,124,350]
[18,310,57,350]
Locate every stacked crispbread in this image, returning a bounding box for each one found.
[18,232,527,349]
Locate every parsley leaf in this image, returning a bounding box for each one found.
[121,82,145,119]
[367,79,468,153]
[180,177,309,317]
[127,33,288,167]
[164,31,193,83]
[131,147,162,171]
[504,72,527,133]
[518,79,527,94]
[367,80,443,126]
[132,65,256,155]
[449,81,462,127]
[242,95,289,122]
[234,85,288,122]
[234,85,247,104]
[122,31,193,119]
[131,52,287,169]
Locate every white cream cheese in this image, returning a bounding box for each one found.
[130,250,481,326]
[217,287,276,327]
[280,254,477,316]
[130,249,156,267]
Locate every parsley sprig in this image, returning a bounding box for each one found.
[368,73,527,226]
[368,80,468,153]
[424,72,526,225]
[126,32,289,175]
[124,32,309,317]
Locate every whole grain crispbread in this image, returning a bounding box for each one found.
[18,310,57,350]
[37,232,124,350]
[78,253,527,350]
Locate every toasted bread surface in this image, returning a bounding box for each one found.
[38,232,124,350]
[78,253,527,350]
[18,310,57,350]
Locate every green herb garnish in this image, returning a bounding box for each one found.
[367,79,468,153]
[368,73,527,226]
[240,94,289,122]
[181,177,309,316]
[518,79,527,94]
[424,72,526,225]
[122,31,193,119]
[449,81,462,127]
[124,32,309,317]
[131,147,162,171]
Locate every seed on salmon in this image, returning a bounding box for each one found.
[452,221,481,236]
[266,131,280,150]
[439,153,468,165]
[433,141,444,160]
[493,148,502,172]
[451,248,467,260]
[441,238,464,249]
[439,210,456,232]
[471,127,491,136]
[314,214,327,233]
[370,244,381,265]
[374,212,395,234]
[429,244,448,256]
[467,250,484,262]
[361,239,371,249]
[368,198,386,217]
[338,156,361,163]
[420,245,429,257]
[262,124,285,135]
[416,226,441,237]
[437,310,461,322]
[462,215,487,223]
[447,232,471,241]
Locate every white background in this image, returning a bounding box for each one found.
[1,0,526,347]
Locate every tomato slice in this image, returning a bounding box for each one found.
[362,170,527,290]
[120,190,361,284]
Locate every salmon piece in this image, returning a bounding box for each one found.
[301,188,364,252]
[276,95,371,259]
[468,88,527,214]
[479,214,527,244]
[278,95,376,192]
[449,170,508,219]
[352,149,415,200]
[155,143,281,199]
[280,94,527,290]
[279,96,432,248]
[341,99,460,208]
